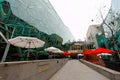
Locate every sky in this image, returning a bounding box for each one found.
[49,0,111,41]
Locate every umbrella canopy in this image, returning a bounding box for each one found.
[83,49,93,55]
[93,48,115,54]
[52,50,63,53]
[44,47,60,52]
[97,53,112,56]
[8,36,45,48]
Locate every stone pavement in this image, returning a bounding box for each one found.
[49,60,110,80]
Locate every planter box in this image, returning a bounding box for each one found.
[104,61,120,72]
[80,59,120,80]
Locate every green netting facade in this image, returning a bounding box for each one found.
[0,1,67,61]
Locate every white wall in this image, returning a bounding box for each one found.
[86,25,101,48]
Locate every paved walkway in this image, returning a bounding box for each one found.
[49,60,110,80]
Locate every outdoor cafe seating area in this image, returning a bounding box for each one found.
[82,48,115,60]
[81,48,120,72]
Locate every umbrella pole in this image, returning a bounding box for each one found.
[27,42,31,60]
[27,51,29,60]
[35,53,38,60]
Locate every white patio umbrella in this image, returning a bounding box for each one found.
[52,49,63,54]
[44,46,63,54]
[44,47,59,52]
[8,36,45,48]
[8,36,45,60]
[44,47,63,59]
[97,53,112,56]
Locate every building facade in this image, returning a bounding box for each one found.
[86,25,102,48]
[69,41,94,54]
[6,0,74,43]
[0,0,74,61]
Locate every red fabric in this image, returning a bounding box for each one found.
[83,49,93,54]
[63,51,71,55]
[11,53,19,57]
[93,48,115,54]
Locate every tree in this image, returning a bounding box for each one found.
[99,8,120,59]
